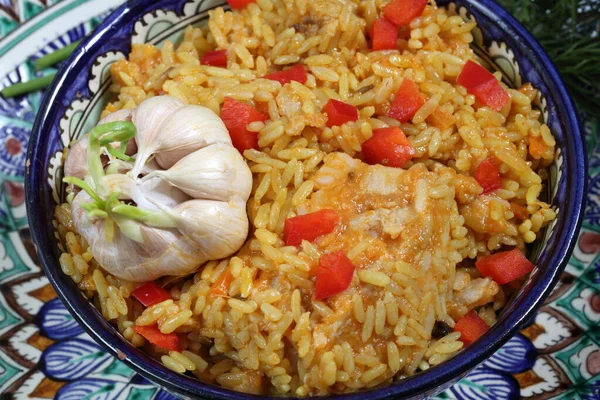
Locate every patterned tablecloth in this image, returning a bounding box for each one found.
[0,1,598,399]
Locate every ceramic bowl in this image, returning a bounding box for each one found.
[25,0,587,398]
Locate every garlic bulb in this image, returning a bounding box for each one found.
[64,95,253,282]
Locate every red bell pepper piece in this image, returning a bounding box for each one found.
[220,97,267,153]
[131,282,172,307]
[209,270,234,297]
[133,325,180,351]
[361,127,415,168]
[457,60,493,88]
[323,99,359,128]
[201,50,228,67]
[370,17,399,51]
[387,78,426,122]
[263,64,307,85]
[474,157,502,194]
[284,209,340,246]
[475,249,535,285]
[457,60,510,112]
[226,0,256,9]
[454,310,489,346]
[383,0,428,27]
[315,251,356,300]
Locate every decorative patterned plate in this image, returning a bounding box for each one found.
[0,1,598,399]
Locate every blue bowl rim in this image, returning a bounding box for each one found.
[25,0,587,399]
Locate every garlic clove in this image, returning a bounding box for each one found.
[169,197,249,260]
[91,224,205,282]
[64,135,90,180]
[71,190,100,238]
[149,143,252,202]
[100,174,134,200]
[137,175,191,210]
[131,96,185,176]
[153,105,232,169]
[140,158,161,175]
[102,173,190,211]
[99,108,132,125]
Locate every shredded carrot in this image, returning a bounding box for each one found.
[208,270,234,297]
[528,135,549,159]
[427,107,456,130]
[511,203,529,220]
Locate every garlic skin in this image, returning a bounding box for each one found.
[153,105,232,169]
[64,135,89,180]
[167,198,249,260]
[130,96,184,177]
[147,143,252,202]
[72,191,205,281]
[65,95,253,282]
[130,96,231,176]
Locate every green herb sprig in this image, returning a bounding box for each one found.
[499,0,600,117]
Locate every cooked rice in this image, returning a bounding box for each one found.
[55,0,557,396]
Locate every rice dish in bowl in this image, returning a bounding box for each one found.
[53,0,558,396]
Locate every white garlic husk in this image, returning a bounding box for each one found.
[130,96,232,176]
[161,197,249,260]
[64,135,89,180]
[145,143,252,202]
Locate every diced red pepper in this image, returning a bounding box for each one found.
[284,209,340,246]
[454,311,489,346]
[474,157,502,194]
[387,78,426,123]
[362,127,415,168]
[226,0,256,9]
[475,249,535,285]
[201,50,228,67]
[133,325,180,351]
[383,0,428,27]
[220,97,267,153]
[263,64,307,85]
[457,60,494,88]
[209,270,234,297]
[315,251,356,300]
[457,60,510,112]
[323,99,359,128]
[370,17,399,51]
[131,282,172,307]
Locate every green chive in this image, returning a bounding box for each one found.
[33,40,81,71]
[106,146,135,162]
[88,209,109,219]
[1,74,56,98]
[63,176,104,205]
[111,204,176,228]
